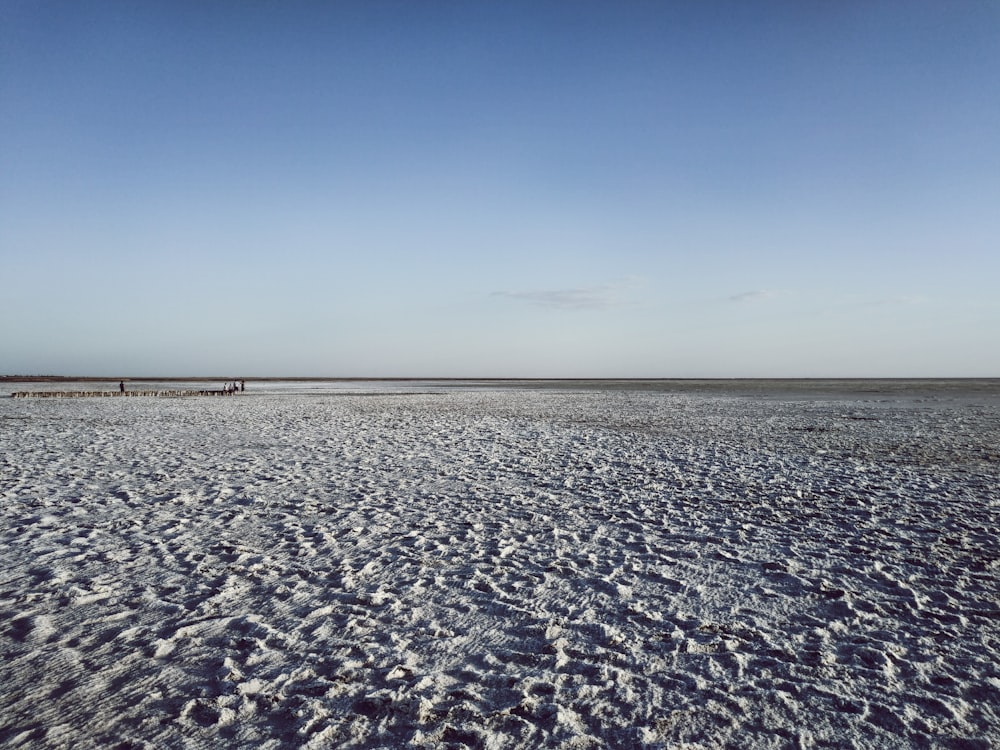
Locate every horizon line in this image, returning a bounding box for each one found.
[4,375,999,383]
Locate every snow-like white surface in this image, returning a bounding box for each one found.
[2,383,998,748]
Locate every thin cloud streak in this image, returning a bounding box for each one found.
[493,283,630,310]
[727,290,777,303]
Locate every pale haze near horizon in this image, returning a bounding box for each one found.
[2,2,998,378]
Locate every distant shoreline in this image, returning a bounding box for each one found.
[3,375,997,383]
[5,376,1000,402]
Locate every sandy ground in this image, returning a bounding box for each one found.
[1,382,998,749]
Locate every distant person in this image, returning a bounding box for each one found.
[240,380,245,392]
[119,380,125,393]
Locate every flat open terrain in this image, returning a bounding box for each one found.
[1,381,998,748]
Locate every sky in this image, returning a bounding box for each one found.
[2,1,999,378]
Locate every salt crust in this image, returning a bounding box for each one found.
[1,384,998,748]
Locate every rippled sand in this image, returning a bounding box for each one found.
[2,382,998,748]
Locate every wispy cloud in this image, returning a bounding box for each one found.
[493,282,631,310]
[727,289,777,303]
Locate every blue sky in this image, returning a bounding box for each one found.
[2,1,998,377]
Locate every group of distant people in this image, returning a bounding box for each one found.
[114,379,246,395]
[224,380,245,394]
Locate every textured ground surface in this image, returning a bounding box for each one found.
[2,383,998,748]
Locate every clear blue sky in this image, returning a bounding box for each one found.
[2,1,998,377]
